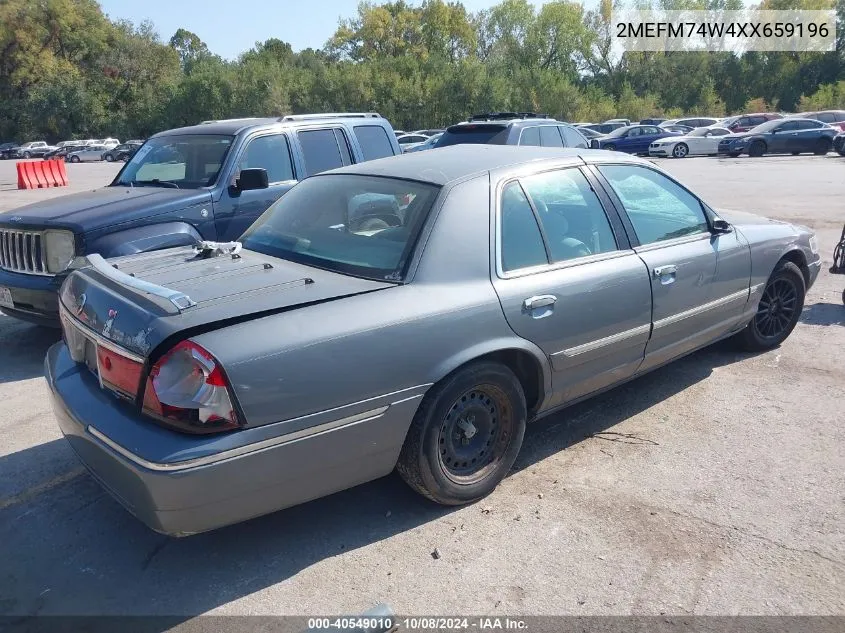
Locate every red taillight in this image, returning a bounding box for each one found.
[96,346,143,398]
[142,340,241,432]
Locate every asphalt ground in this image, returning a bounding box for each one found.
[0,154,843,620]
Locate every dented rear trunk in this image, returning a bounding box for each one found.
[59,245,395,359]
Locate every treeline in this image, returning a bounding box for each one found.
[1,0,843,142]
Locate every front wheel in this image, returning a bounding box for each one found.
[69,155,80,163]
[734,261,805,352]
[396,361,526,505]
[104,153,114,162]
[672,143,689,158]
[748,141,765,157]
[22,151,31,159]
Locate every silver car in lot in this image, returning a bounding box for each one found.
[66,144,108,162]
[46,146,821,536]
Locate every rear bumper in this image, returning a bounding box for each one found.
[0,268,62,326]
[46,342,422,536]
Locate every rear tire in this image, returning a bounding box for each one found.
[748,141,765,157]
[734,261,805,352]
[396,362,526,506]
[813,138,831,155]
[69,155,80,163]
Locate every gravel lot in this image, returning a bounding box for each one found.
[1,155,843,619]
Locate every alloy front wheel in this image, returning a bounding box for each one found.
[672,143,689,158]
[735,261,805,351]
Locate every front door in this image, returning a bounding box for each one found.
[215,132,298,241]
[491,167,652,408]
[633,126,662,153]
[595,164,750,372]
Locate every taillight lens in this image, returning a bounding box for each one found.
[143,340,240,432]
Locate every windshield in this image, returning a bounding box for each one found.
[241,175,441,281]
[435,124,509,147]
[747,119,782,134]
[113,134,233,189]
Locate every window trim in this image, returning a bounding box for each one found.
[590,162,715,248]
[352,124,396,162]
[494,165,633,280]
[296,126,349,176]
[232,131,297,186]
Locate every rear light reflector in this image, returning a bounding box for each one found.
[96,346,143,398]
[143,340,240,432]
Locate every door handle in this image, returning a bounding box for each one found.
[523,295,557,311]
[653,265,677,277]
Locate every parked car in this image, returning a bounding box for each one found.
[101,137,120,148]
[604,118,631,126]
[660,117,720,129]
[393,130,407,137]
[717,118,836,157]
[834,132,845,156]
[787,110,845,132]
[43,144,87,160]
[435,112,588,149]
[15,141,55,158]
[45,145,820,536]
[0,113,402,326]
[0,142,19,159]
[396,133,430,152]
[578,122,627,134]
[640,118,667,125]
[721,112,783,134]
[413,129,444,136]
[648,126,733,158]
[66,145,109,162]
[102,142,143,162]
[404,132,443,153]
[590,124,682,154]
[575,127,604,140]
[661,124,694,134]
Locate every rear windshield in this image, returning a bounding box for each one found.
[241,175,441,282]
[435,124,510,147]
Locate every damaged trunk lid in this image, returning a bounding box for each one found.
[59,245,395,358]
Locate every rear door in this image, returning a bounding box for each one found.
[635,126,663,153]
[491,166,652,407]
[215,132,297,241]
[795,119,828,152]
[594,163,750,371]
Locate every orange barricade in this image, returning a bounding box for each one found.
[16,159,69,190]
[16,162,32,189]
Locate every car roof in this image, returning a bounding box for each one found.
[150,114,391,138]
[327,145,644,186]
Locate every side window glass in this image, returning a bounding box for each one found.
[778,121,797,132]
[627,127,641,137]
[353,125,395,160]
[519,127,541,146]
[334,128,352,165]
[500,182,548,272]
[598,165,709,245]
[238,134,294,183]
[298,129,344,176]
[521,169,617,262]
[799,120,820,129]
[816,113,832,123]
[561,126,587,148]
[540,126,563,147]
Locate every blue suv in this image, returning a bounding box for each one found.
[0,113,402,326]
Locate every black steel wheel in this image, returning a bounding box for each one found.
[735,261,805,351]
[748,141,765,157]
[397,361,526,505]
[813,138,831,155]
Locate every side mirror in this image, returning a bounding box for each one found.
[235,168,269,192]
[711,219,732,234]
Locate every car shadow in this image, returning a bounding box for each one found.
[0,317,60,384]
[0,340,756,622]
[800,302,844,327]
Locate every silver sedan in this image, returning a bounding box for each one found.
[47,146,821,536]
[66,145,108,163]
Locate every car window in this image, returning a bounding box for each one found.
[436,124,510,146]
[519,127,542,146]
[798,120,823,130]
[707,128,730,136]
[749,116,767,125]
[500,182,548,272]
[353,125,394,161]
[598,165,709,245]
[298,129,346,176]
[626,127,641,137]
[642,126,660,135]
[561,126,588,148]
[815,113,833,123]
[242,174,440,281]
[777,121,798,132]
[520,169,618,262]
[540,126,563,147]
[238,134,294,183]
[116,134,233,188]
